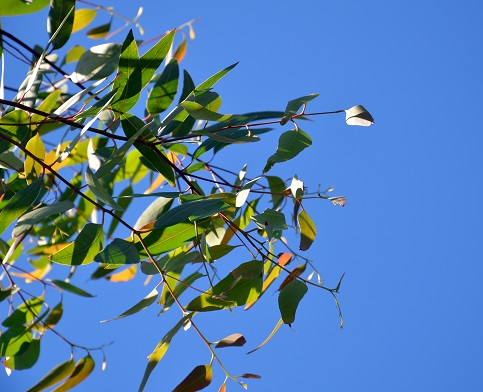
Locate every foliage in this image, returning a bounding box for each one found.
[0,1,373,391]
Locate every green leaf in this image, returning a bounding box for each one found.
[280,93,319,125]
[266,176,286,210]
[179,70,195,102]
[26,358,75,392]
[140,250,200,275]
[136,222,200,257]
[0,151,24,171]
[0,0,49,16]
[215,333,246,348]
[172,365,212,392]
[48,0,75,50]
[111,29,142,113]
[3,296,43,328]
[154,199,230,229]
[51,280,95,298]
[263,128,312,173]
[298,210,316,251]
[140,30,175,89]
[101,288,158,323]
[24,133,46,184]
[162,272,204,310]
[197,62,238,91]
[133,196,174,230]
[278,280,308,325]
[0,326,32,356]
[3,338,40,370]
[72,8,97,33]
[64,45,85,64]
[180,101,234,122]
[43,302,63,329]
[94,238,140,267]
[72,42,121,82]
[0,179,42,236]
[139,314,193,392]
[52,355,95,392]
[13,200,75,237]
[86,19,112,39]
[251,209,287,231]
[49,223,104,265]
[185,260,263,312]
[85,167,124,211]
[107,185,134,237]
[31,89,62,131]
[0,287,18,303]
[146,59,179,115]
[345,104,374,126]
[0,110,30,154]
[121,114,175,186]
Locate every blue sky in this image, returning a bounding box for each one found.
[2,0,483,391]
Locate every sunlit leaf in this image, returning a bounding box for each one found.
[173,38,187,63]
[140,29,175,89]
[247,318,283,354]
[31,89,62,131]
[0,179,42,236]
[111,29,142,113]
[235,177,260,208]
[278,263,306,291]
[72,42,121,82]
[26,358,75,392]
[0,110,30,154]
[139,314,193,392]
[345,105,374,126]
[0,326,32,356]
[280,93,319,125]
[179,69,195,102]
[0,151,23,171]
[49,223,104,265]
[72,8,97,33]
[51,355,95,392]
[278,280,308,325]
[24,133,46,184]
[172,364,212,392]
[85,167,124,211]
[3,296,43,327]
[13,200,74,237]
[265,176,286,210]
[107,265,137,282]
[0,0,49,16]
[48,0,75,50]
[51,279,95,298]
[101,288,158,323]
[185,260,263,312]
[298,210,316,251]
[215,333,246,348]
[3,338,40,370]
[0,287,19,303]
[86,19,112,39]
[329,196,347,207]
[263,128,312,173]
[64,45,85,64]
[133,196,174,230]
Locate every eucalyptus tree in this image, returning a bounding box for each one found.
[0,1,373,391]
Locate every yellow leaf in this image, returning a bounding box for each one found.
[173,39,187,63]
[72,9,97,33]
[145,174,165,194]
[24,133,46,184]
[107,265,137,282]
[11,264,51,283]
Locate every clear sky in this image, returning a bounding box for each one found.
[2,0,483,391]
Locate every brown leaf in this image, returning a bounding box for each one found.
[172,364,212,392]
[278,263,306,291]
[215,333,246,348]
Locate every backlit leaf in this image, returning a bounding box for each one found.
[72,8,97,33]
[51,280,95,298]
[0,110,30,154]
[247,318,283,354]
[298,210,316,251]
[94,238,140,266]
[48,0,75,50]
[52,355,95,392]
[280,93,319,125]
[133,196,174,230]
[85,167,124,211]
[3,338,40,370]
[101,288,158,322]
[263,128,312,173]
[140,29,175,89]
[173,38,187,63]
[24,133,46,184]
[86,19,112,39]
[0,179,42,236]
[172,364,212,392]
[0,0,49,16]
[278,263,306,291]
[49,223,104,265]
[147,59,179,115]
[26,358,75,392]
[72,42,121,82]
[278,280,308,325]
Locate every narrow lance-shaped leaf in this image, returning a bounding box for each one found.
[140,29,175,89]
[86,19,112,39]
[298,210,316,251]
[0,179,42,236]
[278,280,308,325]
[236,176,261,208]
[139,314,193,392]
[51,279,95,298]
[172,364,212,392]
[3,338,40,370]
[48,0,75,50]
[111,29,142,113]
[49,223,104,265]
[51,355,95,392]
[26,358,75,392]
[215,333,247,348]
[263,128,312,173]
[85,167,124,211]
[247,318,283,355]
[278,263,307,291]
[101,288,158,323]
[280,93,319,125]
[13,200,75,237]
